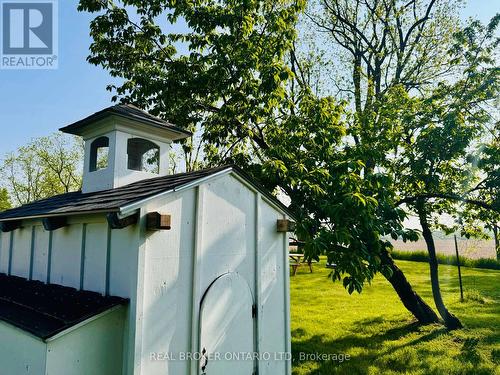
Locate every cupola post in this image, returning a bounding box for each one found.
[59,104,191,193]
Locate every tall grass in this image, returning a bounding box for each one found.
[391,250,500,270]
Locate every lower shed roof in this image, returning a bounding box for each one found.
[0,273,127,340]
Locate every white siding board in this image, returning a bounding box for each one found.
[46,308,126,375]
[109,225,140,298]
[50,225,83,288]
[199,175,256,296]
[10,227,32,278]
[0,170,292,375]
[108,223,141,375]
[0,322,46,375]
[259,199,287,375]
[83,223,108,294]
[0,231,10,274]
[141,189,196,375]
[31,226,50,282]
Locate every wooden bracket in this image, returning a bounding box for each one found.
[0,220,22,232]
[107,212,139,229]
[277,219,296,233]
[42,216,68,231]
[146,212,171,231]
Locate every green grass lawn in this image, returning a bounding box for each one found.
[290,259,500,374]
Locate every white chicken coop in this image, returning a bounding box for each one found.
[0,104,294,375]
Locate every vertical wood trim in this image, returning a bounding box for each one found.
[79,223,87,290]
[105,224,111,295]
[189,185,204,375]
[254,193,262,374]
[29,226,36,280]
[7,231,14,275]
[46,230,53,283]
[132,212,147,375]
[283,215,292,375]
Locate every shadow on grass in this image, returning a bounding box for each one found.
[291,261,499,374]
[290,317,493,375]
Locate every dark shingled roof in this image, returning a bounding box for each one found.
[59,104,192,140]
[0,273,127,340]
[0,166,231,221]
[0,165,294,222]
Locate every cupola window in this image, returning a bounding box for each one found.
[89,136,109,172]
[127,138,160,174]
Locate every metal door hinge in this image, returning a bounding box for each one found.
[252,304,257,318]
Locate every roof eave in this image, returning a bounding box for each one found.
[118,166,297,220]
[0,208,120,223]
[0,166,296,224]
[60,111,192,140]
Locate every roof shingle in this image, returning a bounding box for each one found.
[0,166,231,221]
[59,104,192,140]
[0,273,127,340]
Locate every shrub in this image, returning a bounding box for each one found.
[391,250,500,271]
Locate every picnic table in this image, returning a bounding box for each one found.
[289,253,314,276]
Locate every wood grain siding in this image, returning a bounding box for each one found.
[140,188,196,375]
[0,231,10,273]
[106,225,112,295]
[32,225,50,282]
[10,228,32,278]
[189,185,204,375]
[7,231,14,275]
[47,231,53,283]
[29,226,36,280]
[50,225,84,289]
[259,199,287,375]
[108,224,140,298]
[283,214,292,374]
[79,224,87,290]
[254,192,262,374]
[82,223,107,294]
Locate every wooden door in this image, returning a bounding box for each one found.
[199,272,255,375]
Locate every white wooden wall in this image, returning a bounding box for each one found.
[0,307,125,375]
[0,214,142,375]
[0,321,47,375]
[0,171,291,375]
[0,215,140,298]
[138,173,290,375]
[140,188,197,375]
[46,307,126,375]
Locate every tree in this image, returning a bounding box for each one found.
[390,16,499,329]
[300,0,467,324]
[474,123,500,260]
[78,0,305,170]
[0,188,11,211]
[259,88,440,324]
[1,133,83,206]
[78,0,441,324]
[302,1,498,328]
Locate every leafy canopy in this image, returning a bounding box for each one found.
[1,133,83,206]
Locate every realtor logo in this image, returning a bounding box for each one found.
[1,0,58,69]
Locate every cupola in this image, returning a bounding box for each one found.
[60,104,191,193]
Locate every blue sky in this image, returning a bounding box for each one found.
[0,0,498,154]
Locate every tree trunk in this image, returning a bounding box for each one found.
[380,250,440,324]
[416,200,463,330]
[493,224,499,262]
